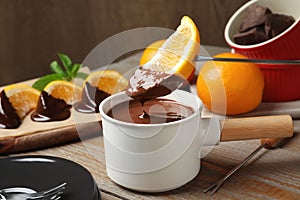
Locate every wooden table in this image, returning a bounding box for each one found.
[6,46,300,199]
[15,122,300,200]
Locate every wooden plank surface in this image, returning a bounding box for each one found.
[16,120,300,199]
[101,193,122,200]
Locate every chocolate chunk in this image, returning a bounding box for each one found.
[265,14,295,38]
[239,5,272,32]
[234,4,296,45]
[234,25,268,45]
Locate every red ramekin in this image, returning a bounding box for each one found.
[224,0,300,102]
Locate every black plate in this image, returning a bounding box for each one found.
[0,155,101,200]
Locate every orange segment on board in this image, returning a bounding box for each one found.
[4,84,40,118]
[84,70,128,95]
[44,80,82,105]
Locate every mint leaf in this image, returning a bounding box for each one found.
[58,53,72,74]
[33,53,83,91]
[71,64,82,78]
[32,73,64,91]
[50,61,65,76]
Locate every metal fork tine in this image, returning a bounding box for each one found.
[203,183,217,193]
[49,191,63,200]
[52,196,61,200]
[44,191,63,200]
[46,188,65,197]
[26,183,66,200]
[27,188,65,200]
[43,183,66,195]
[209,180,224,195]
[0,194,5,200]
[32,193,63,200]
[203,143,266,195]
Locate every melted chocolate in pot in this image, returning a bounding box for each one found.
[107,98,194,124]
[31,91,72,122]
[0,90,21,129]
[75,82,110,113]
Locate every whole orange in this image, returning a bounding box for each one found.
[196,52,264,115]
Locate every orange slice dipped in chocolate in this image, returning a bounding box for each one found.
[75,70,128,113]
[44,80,82,105]
[0,84,40,128]
[126,16,200,101]
[31,80,81,122]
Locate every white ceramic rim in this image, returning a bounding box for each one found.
[99,91,202,128]
[224,0,300,49]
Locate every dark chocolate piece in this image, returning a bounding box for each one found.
[265,13,295,38]
[239,5,272,32]
[0,90,21,129]
[31,91,71,122]
[234,25,268,45]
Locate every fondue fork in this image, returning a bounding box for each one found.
[0,182,66,200]
[195,56,300,65]
[203,138,280,195]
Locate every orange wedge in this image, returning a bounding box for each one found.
[4,84,40,118]
[140,40,166,65]
[144,16,200,80]
[84,70,128,94]
[44,80,82,105]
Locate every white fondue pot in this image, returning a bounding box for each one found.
[99,90,293,192]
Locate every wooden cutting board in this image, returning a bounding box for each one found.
[0,79,104,154]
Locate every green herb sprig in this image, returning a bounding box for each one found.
[32,53,88,91]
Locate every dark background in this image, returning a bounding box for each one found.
[0,0,248,85]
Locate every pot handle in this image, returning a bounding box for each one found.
[220,115,293,142]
